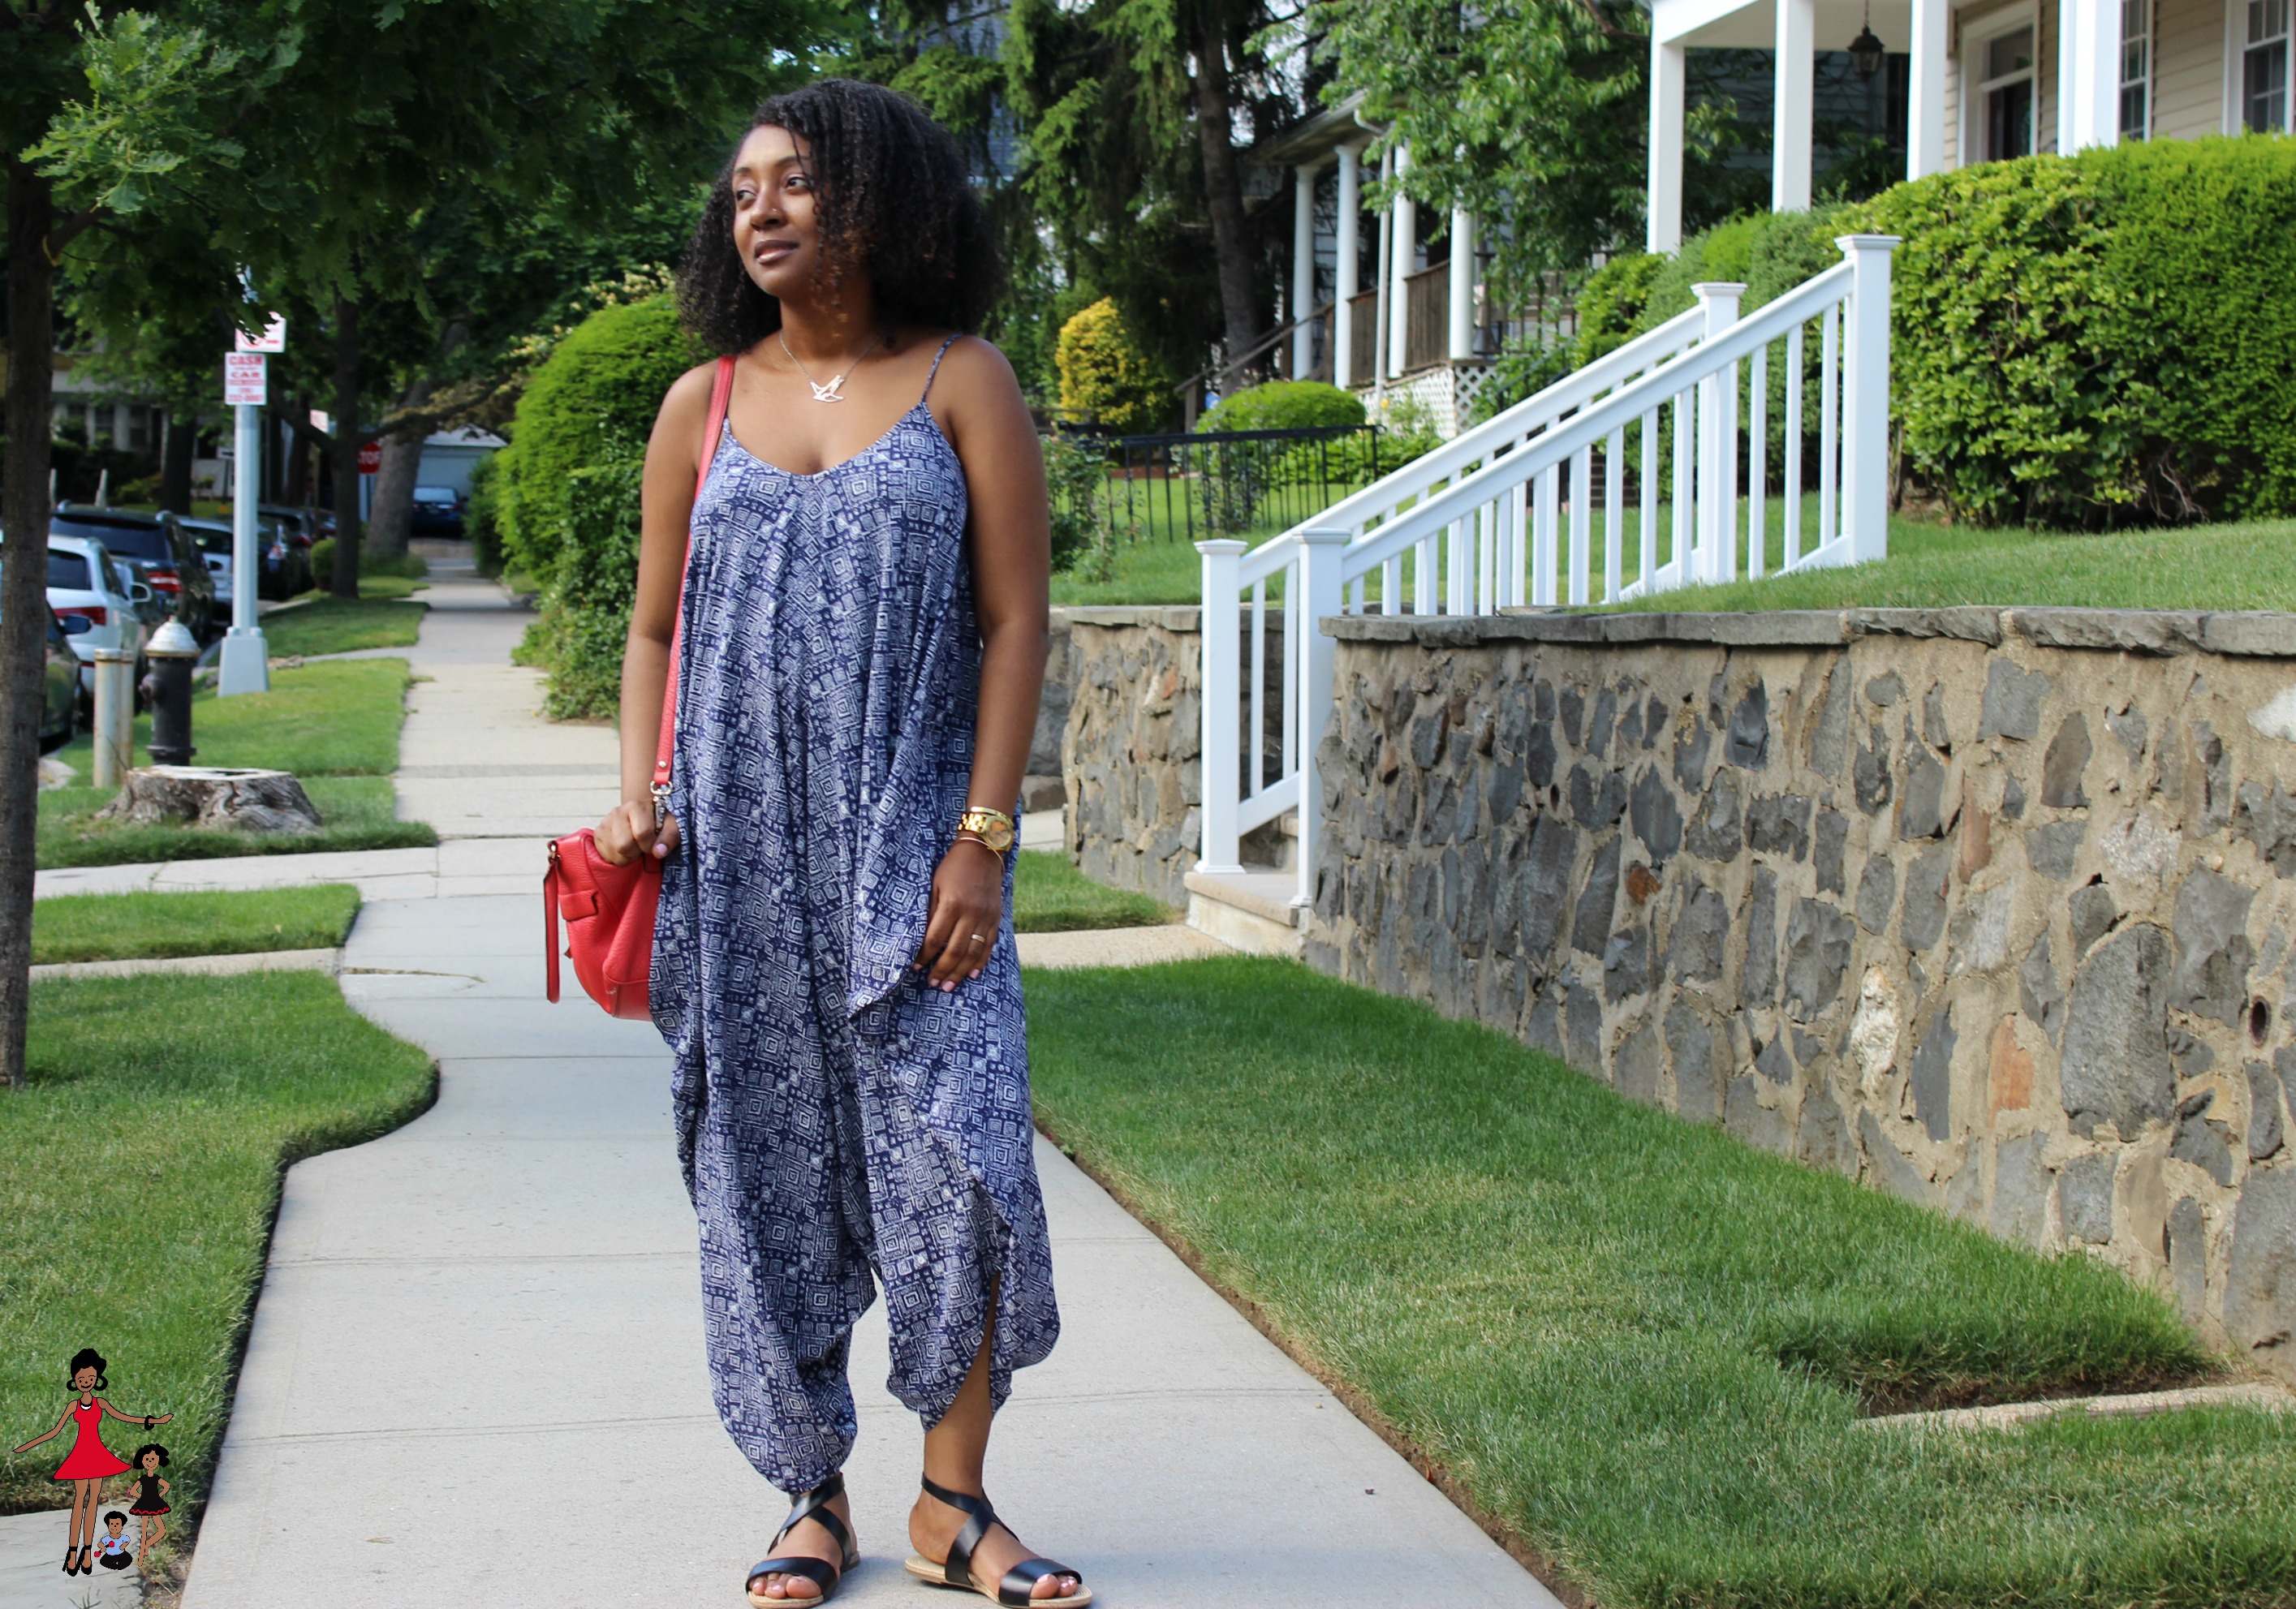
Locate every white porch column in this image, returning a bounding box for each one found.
[1446,208,1476,361]
[2060,0,2122,149]
[1773,0,1816,211]
[1908,0,1948,177]
[1333,146,1361,387]
[1388,143,1414,379]
[1648,38,1685,252]
[1292,163,1317,376]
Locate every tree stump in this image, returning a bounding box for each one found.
[97,767,324,834]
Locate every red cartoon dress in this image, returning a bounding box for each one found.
[51,1399,130,1482]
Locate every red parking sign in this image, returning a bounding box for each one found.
[223,352,266,406]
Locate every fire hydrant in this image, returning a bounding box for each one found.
[145,619,200,767]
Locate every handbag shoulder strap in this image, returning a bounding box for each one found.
[653,355,737,798]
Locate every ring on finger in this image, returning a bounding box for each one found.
[967,932,987,948]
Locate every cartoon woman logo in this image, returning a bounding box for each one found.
[10,1348,171,1577]
[127,1443,173,1556]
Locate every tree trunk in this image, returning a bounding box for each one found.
[1191,24,1261,368]
[285,393,310,506]
[363,374,434,563]
[329,292,363,598]
[160,409,196,514]
[1,161,57,1091]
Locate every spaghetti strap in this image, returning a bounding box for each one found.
[920,333,962,405]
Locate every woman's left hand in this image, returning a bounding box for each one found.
[915,838,1005,991]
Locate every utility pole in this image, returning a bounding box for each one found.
[218,310,282,695]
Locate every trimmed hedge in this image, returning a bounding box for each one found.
[1567,136,2296,527]
[1196,380,1364,433]
[1867,136,2296,524]
[493,296,704,717]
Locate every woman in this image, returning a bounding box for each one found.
[11,1349,171,1576]
[594,81,1083,1607]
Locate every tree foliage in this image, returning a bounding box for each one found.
[1307,0,1648,297]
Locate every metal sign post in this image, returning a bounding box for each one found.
[218,334,278,696]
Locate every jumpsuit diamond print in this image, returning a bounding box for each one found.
[651,336,1058,1494]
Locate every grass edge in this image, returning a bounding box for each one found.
[1030,1105,1598,1608]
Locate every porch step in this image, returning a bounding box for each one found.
[1183,868,1305,961]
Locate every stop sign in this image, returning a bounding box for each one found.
[357,441,382,474]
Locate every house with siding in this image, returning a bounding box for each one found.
[1648,0,2292,248]
[1250,0,2287,435]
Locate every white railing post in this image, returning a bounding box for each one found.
[1196,538,1248,875]
[1294,529,1349,910]
[1691,282,1742,586]
[1836,234,1898,566]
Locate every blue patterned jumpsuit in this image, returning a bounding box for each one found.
[651,336,1059,1494]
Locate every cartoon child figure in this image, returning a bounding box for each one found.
[127,1443,171,1555]
[10,1349,171,1577]
[95,1512,134,1571]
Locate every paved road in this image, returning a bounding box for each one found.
[147,568,1557,1608]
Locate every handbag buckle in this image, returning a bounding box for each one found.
[651,781,671,828]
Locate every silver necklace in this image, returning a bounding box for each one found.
[778,327,885,403]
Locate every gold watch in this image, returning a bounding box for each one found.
[956,807,1015,856]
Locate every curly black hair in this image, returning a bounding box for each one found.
[68,1349,107,1391]
[130,1443,169,1468]
[678,79,1004,355]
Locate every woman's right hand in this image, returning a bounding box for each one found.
[595,799,680,866]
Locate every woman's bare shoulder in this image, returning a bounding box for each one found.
[654,358,725,432]
[928,331,1019,394]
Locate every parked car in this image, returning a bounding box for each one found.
[410,485,465,538]
[43,608,86,751]
[258,505,319,596]
[50,507,217,642]
[183,514,311,609]
[183,518,241,615]
[0,531,150,705]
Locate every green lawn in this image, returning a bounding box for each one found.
[1073,486,2296,617]
[261,596,428,657]
[1609,509,2296,614]
[31,885,360,966]
[37,660,434,868]
[0,973,436,1525]
[1026,957,2296,1609]
[1012,850,1172,932]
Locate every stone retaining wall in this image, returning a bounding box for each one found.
[1061,607,1204,906]
[1312,606,2296,1370]
[1058,604,1290,906]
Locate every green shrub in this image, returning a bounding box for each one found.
[1265,426,1441,490]
[1466,342,1573,425]
[1040,433,1105,575]
[1195,380,1364,433]
[1055,299,1166,433]
[464,453,503,577]
[1863,136,2296,524]
[493,295,703,716]
[1570,252,1668,366]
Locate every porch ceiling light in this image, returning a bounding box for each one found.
[1848,2,1885,76]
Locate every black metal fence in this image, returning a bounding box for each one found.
[1051,423,1386,549]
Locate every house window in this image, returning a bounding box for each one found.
[2121,0,2152,137]
[1981,26,2037,157]
[2248,0,2291,131]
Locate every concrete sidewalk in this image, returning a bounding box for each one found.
[166,570,1557,1608]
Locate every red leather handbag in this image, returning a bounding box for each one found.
[545,355,735,1018]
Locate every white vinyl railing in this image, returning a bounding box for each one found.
[1196,233,1899,908]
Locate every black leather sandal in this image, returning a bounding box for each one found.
[903,1475,1091,1607]
[746,1473,859,1607]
